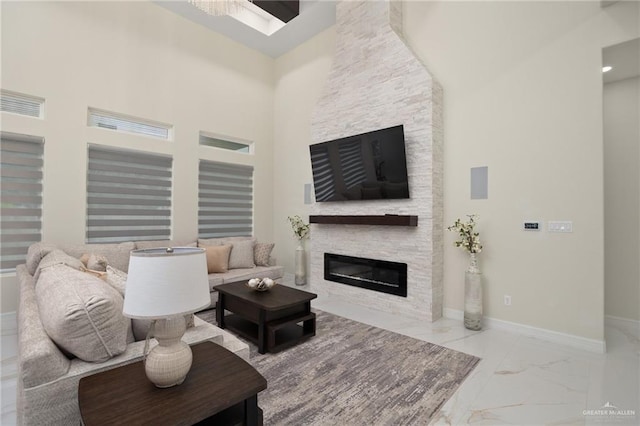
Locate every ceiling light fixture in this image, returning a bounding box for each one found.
[602,66,613,73]
[188,0,251,16]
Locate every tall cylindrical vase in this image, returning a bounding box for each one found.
[295,240,306,285]
[464,252,482,330]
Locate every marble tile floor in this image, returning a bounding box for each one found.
[1,289,638,425]
[310,294,639,426]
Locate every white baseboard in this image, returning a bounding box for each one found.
[443,308,464,321]
[605,315,640,327]
[444,308,606,354]
[1,311,17,334]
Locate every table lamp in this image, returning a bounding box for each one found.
[123,247,210,388]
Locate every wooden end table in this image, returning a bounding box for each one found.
[78,342,267,426]
[216,281,318,354]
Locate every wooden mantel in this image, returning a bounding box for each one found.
[309,215,418,227]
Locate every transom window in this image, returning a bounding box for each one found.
[1,90,44,119]
[199,133,252,154]
[88,108,172,140]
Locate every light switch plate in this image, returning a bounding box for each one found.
[548,221,572,233]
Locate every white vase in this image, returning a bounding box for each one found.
[464,252,482,330]
[295,240,306,286]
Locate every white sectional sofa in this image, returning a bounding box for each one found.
[17,238,282,425]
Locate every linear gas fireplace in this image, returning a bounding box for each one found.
[324,253,407,297]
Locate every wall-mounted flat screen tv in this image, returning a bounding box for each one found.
[309,125,409,202]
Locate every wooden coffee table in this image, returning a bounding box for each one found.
[216,281,317,354]
[78,342,267,426]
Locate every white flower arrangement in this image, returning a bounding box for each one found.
[447,214,483,254]
[287,215,310,240]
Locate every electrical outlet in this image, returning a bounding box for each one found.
[504,295,512,306]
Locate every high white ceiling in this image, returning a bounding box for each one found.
[603,38,640,84]
[157,1,639,84]
[155,0,336,58]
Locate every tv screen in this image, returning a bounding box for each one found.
[309,125,409,202]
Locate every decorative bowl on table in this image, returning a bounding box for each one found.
[246,278,276,292]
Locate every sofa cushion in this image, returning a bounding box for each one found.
[228,239,256,269]
[198,236,255,247]
[219,265,285,285]
[105,265,127,296]
[205,245,232,273]
[58,242,135,272]
[26,242,57,275]
[16,265,71,388]
[254,242,275,266]
[103,265,155,344]
[135,239,197,250]
[206,273,225,291]
[35,263,129,362]
[34,249,85,282]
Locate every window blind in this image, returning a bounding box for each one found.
[199,160,253,238]
[1,133,44,271]
[309,145,336,202]
[1,91,43,118]
[87,145,172,243]
[88,109,171,140]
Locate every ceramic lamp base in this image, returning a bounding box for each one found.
[145,316,192,388]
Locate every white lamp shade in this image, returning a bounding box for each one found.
[123,247,210,319]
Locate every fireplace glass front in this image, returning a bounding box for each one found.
[324,253,407,297]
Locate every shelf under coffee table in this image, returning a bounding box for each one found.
[215,281,318,354]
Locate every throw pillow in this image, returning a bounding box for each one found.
[205,245,232,273]
[105,265,128,297]
[58,241,135,272]
[228,239,256,269]
[254,242,275,266]
[25,242,57,275]
[35,263,129,362]
[103,265,151,344]
[79,253,91,266]
[87,253,108,272]
[34,249,85,282]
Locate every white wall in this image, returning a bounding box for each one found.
[404,0,638,341]
[273,1,640,341]
[0,1,275,313]
[604,76,640,321]
[272,29,335,274]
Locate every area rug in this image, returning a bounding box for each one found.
[197,309,480,425]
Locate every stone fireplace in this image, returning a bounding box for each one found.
[309,0,443,321]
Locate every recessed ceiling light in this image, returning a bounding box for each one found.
[602,66,613,73]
